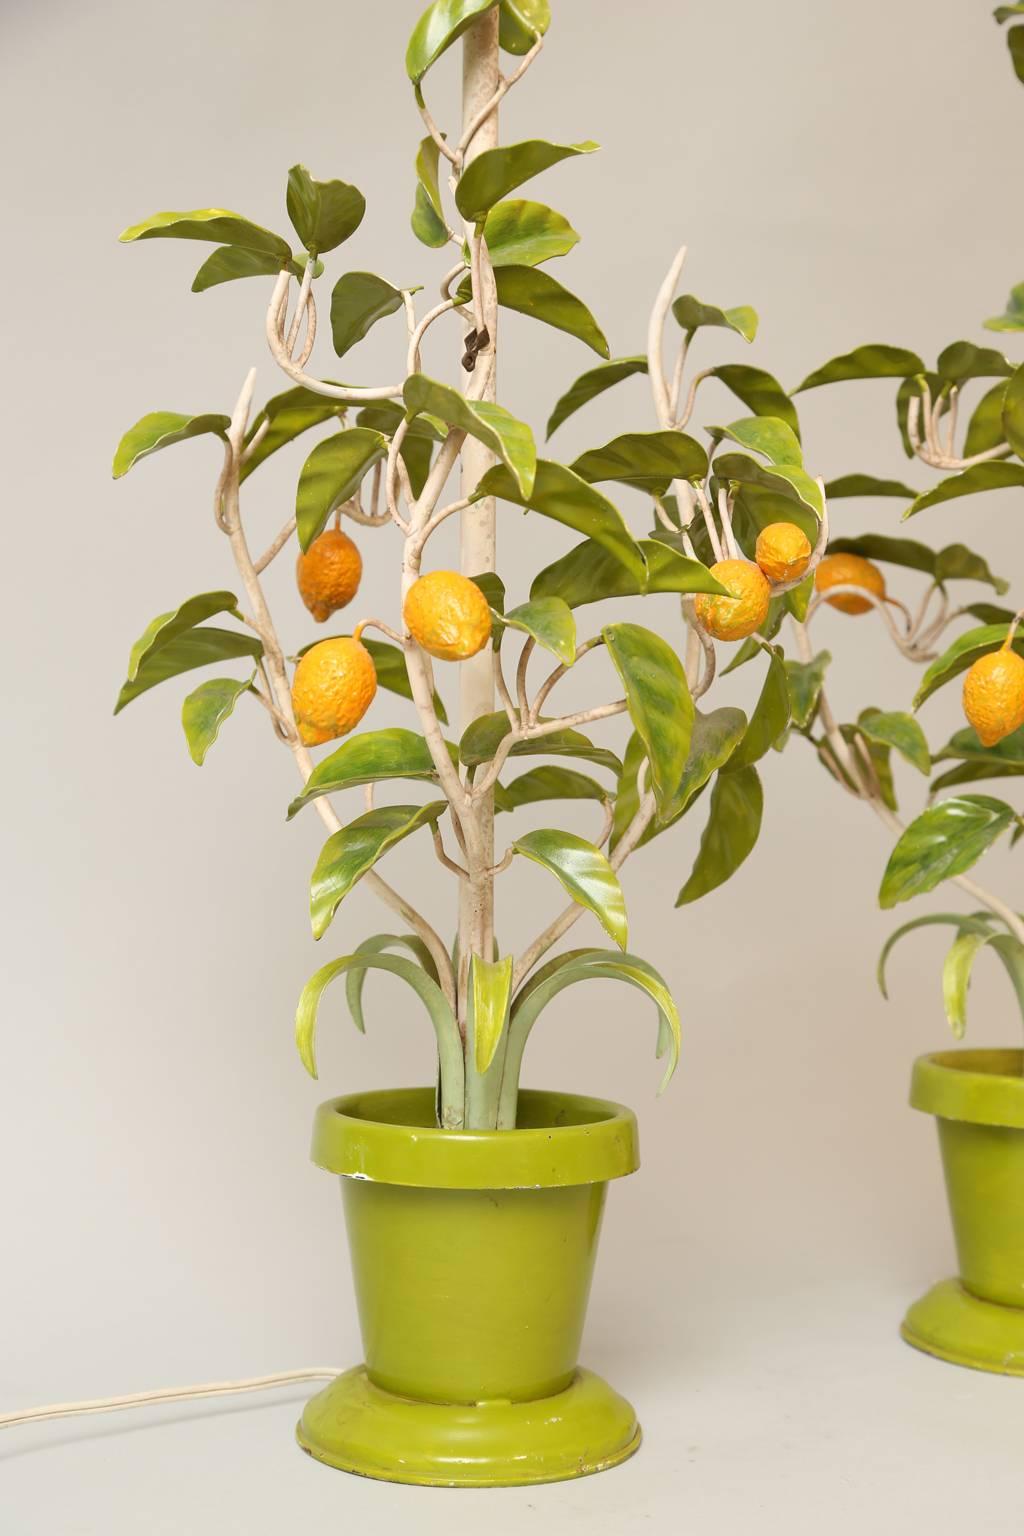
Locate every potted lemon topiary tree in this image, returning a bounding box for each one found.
[773,4,1024,1377]
[112,0,831,1483]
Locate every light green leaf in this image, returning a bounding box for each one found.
[287,728,454,818]
[115,627,263,714]
[546,355,648,438]
[904,461,1024,518]
[482,199,578,267]
[609,731,647,856]
[479,459,646,584]
[499,0,550,52]
[1003,363,1024,460]
[785,650,831,730]
[404,373,536,497]
[112,411,230,478]
[455,139,599,222]
[857,709,930,774]
[794,344,925,393]
[123,591,241,687]
[825,474,918,499]
[296,951,463,1126]
[459,265,608,357]
[295,427,389,549]
[603,622,693,817]
[710,415,802,467]
[286,164,365,254]
[985,282,1024,334]
[512,829,628,947]
[672,295,757,343]
[460,712,621,774]
[406,0,500,82]
[191,246,288,292]
[667,706,748,818]
[469,954,514,1074]
[876,911,996,997]
[181,674,253,765]
[415,134,444,216]
[935,340,1012,387]
[344,933,439,1035]
[494,765,608,813]
[310,802,448,939]
[708,365,800,438]
[330,272,404,357]
[676,765,763,906]
[879,797,1018,909]
[531,535,726,607]
[119,208,292,263]
[500,597,576,664]
[729,648,790,769]
[240,387,346,482]
[915,624,1024,707]
[714,451,824,518]
[942,929,993,1039]
[412,183,448,247]
[571,430,706,492]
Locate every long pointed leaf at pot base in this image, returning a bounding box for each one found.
[546,356,649,438]
[345,933,440,1034]
[876,912,998,1000]
[602,623,693,816]
[511,829,628,948]
[469,954,514,1075]
[181,674,254,765]
[287,729,457,818]
[878,797,1019,910]
[404,374,536,498]
[310,802,448,940]
[676,765,764,906]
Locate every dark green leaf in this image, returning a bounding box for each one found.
[295,428,389,549]
[676,765,763,906]
[985,282,1024,334]
[344,933,439,1034]
[119,208,292,263]
[501,597,576,664]
[794,344,925,393]
[826,532,935,577]
[240,387,346,482]
[482,199,578,267]
[825,474,918,499]
[460,712,621,774]
[330,272,404,358]
[714,451,824,518]
[530,534,725,607]
[571,430,706,492]
[671,295,757,343]
[181,674,253,765]
[857,709,930,774]
[512,828,627,948]
[1006,23,1024,84]
[879,796,1017,909]
[478,459,646,583]
[933,544,1009,594]
[310,802,447,939]
[786,650,831,729]
[406,0,500,81]
[122,591,240,687]
[904,461,1024,518]
[499,0,549,51]
[609,731,646,855]
[709,415,802,466]
[708,364,800,437]
[494,765,608,813]
[412,183,448,247]
[935,340,1012,386]
[287,728,454,818]
[546,355,648,438]
[728,648,790,769]
[668,706,747,818]
[896,373,944,457]
[930,761,1024,793]
[962,381,1011,459]
[603,622,693,817]
[1003,363,1024,459]
[459,264,608,357]
[915,624,1024,707]
[934,723,1024,767]
[191,246,285,292]
[404,373,536,497]
[455,139,599,222]
[115,628,262,714]
[112,411,230,478]
[286,164,364,254]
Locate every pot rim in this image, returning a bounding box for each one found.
[310,1086,639,1189]
[910,1048,1024,1130]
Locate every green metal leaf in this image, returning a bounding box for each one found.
[310,802,448,939]
[181,674,253,765]
[112,411,230,478]
[406,0,501,82]
[857,709,930,775]
[494,765,608,813]
[609,731,647,856]
[512,829,628,948]
[455,139,599,223]
[709,415,802,467]
[119,208,292,263]
[120,591,241,693]
[878,797,1018,909]
[877,911,996,997]
[285,165,364,254]
[469,954,514,1074]
[531,536,725,608]
[240,387,346,482]
[570,431,707,493]
[794,344,925,393]
[479,460,646,584]
[296,951,464,1127]
[985,282,1024,334]
[295,428,389,550]
[785,650,831,730]
[482,199,578,267]
[728,648,790,769]
[546,356,648,438]
[714,451,824,518]
[603,622,693,817]
[412,183,448,247]
[933,723,1024,768]
[824,474,919,499]
[1003,363,1024,460]
[330,272,404,358]
[942,929,994,1039]
[671,295,757,343]
[344,933,439,1035]
[915,624,1024,708]
[459,711,621,774]
[115,628,263,714]
[404,374,536,498]
[191,246,287,292]
[933,544,1009,593]
[459,265,608,357]
[676,765,763,906]
[903,461,1024,518]
[499,0,549,52]
[666,706,748,820]
[287,728,454,818]
[500,597,576,664]
[962,382,1011,459]
[1006,21,1024,82]
[708,365,800,438]
[934,340,1012,387]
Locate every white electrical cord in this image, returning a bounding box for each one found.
[0,1369,342,1431]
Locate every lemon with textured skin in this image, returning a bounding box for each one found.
[755,522,812,585]
[963,644,1024,748]
[291,632,377,746]
[694,559,772,642]
[404,570,492,661]
[815,552,885,615]
[296,529,363,623]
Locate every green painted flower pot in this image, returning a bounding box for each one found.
[903,1048,1024,1376]
[297,1086,642,1486]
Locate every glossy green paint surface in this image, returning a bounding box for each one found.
[904,1049,1024,1374]
[300,1087,641,1483]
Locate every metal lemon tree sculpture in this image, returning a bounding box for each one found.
[113,0,831,1134]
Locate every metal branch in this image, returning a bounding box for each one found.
[456,32,544,155]
[265,272,404,402]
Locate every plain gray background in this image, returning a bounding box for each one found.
[2,0,1023,1529]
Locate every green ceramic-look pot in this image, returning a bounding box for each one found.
[902,1048,1024,1376]
[297,1086,642,1486]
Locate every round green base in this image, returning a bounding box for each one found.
[901,1279,1024,1377]
[296,1366,641,1487]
